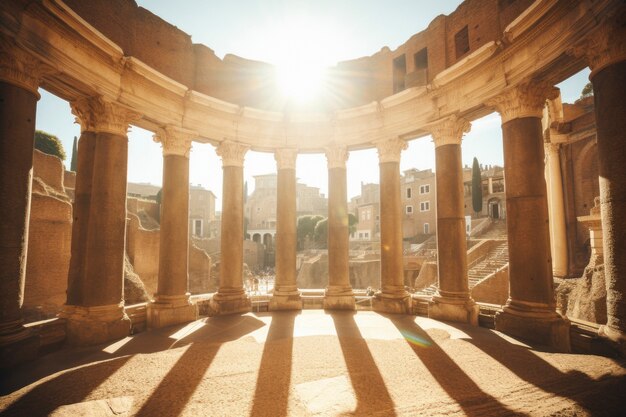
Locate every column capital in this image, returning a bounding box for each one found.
[428,115,471,148]
[153,126,196,158]
[325,146,349,169]
[0,35,54,97]
[274,148,298,170]
[70,96,141,136]
[486,81,559,124]
[568,18,626,76]
[216,140,248,167]
[374,138,407,164]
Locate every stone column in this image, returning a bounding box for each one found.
[270,148,302,310]
[209,140,251,315]
[571,21,626,351]
[372,138,411,314]
[147,127,198,328]
[428,116,478,325]
[545,142,568,278]
[0,37,50,367]
[324,146,355,310]
[62,96,140,345]
[487,81,570,351]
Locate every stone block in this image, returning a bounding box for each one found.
[0,329,39,369]
[371,295,412,314]
[147,299,198,329]
[429,298,479,325]
[61,304,131,346]
[269,294,303,311]
[323,294,356,311]
[208,295,252,316]
[495,309,571,352]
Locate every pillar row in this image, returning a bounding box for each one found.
[0,36,50,367]
[209,140,251,315]
[372,138,411,314]
[147,126,198,328]
[324,146,355,310]
[487,81,570,351]
[572,20,626,352]
[61,96,141,345]
[428,115,479,325]
[270,148,302,311]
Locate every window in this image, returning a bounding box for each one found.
[406,187,412,199]
[424,223,430,234]
[193,219,203,237]
[406,205,413,214]
[420,184,430,194]
[455,25,470,59]
[414,47,428,70]
[393,54,406,93]
[420,201,430,212]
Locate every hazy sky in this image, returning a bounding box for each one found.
[35,1,590,207]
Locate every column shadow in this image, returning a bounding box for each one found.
[331,311,397,416]
[445,322,626,415]
[249,311,297,417]
[389,315,524,417]
[0,355,132,416]
[135,315,265,417]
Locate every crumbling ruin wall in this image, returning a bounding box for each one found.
[126,213,160,297]
[22,151,72,321]
[556,264,607,324]
[471,266,509,305]
[189,242,213,293]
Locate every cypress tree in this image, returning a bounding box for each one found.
[471,157,483,215]
[70,136,78,171]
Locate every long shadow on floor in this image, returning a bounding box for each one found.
[249,311,298,417]
[331,311,397,416]
[389,315,525,417]
[445,322,626,415]
[1,315,265,417]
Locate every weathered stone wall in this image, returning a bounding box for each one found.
[61,0,533,109]
[556,265,607,324]
[126,213,160,296]
[243,240,265,271]
[471,266,509,305]
[33,150,65,192]
[189,243,213,294]
[22,193,72,320]
[414,261,438,290]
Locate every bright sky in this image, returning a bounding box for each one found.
[35,0,590,208]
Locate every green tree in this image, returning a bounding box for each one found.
[580,82,593,99]
[348,213,358,236]
[34,130,66,160]
[70,136,78,171]
[471,157,483,215]
[297,215,324,249]
[314,217,328,247]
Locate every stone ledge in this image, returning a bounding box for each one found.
[495,309,571,352]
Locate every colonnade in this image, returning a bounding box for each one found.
[2,21,626,367]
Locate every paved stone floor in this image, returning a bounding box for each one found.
[1,311,625,416]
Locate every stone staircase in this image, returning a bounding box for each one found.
[414,241,509,298]
[476,219,507,239]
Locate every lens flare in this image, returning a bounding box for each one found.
[400,330,431,347]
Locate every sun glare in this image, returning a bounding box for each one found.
[264,14,347,103]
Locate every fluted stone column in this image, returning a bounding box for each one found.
[270,148,302,310]
[487,82,570,351]
[147,127,198,328]
[0,37,50,367]
[372,138,411,314]
[324,146,355,310]
[572,21,626,351]
[209,140,251,315]
[545,142,568,278]
[428,116,479,325]
[61,96,140,345]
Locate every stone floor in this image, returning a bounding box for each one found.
[1,311,625,416]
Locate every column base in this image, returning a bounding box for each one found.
[207,291,251,316]
[323,287,356,310]
[371,290,412,314]
[147,294,198,329]
[0,321,40,369]
[60,303,131,346]
[598,325,626,356]
[269,287,303,311]
[494,303,570,352]
[428,295,479,325]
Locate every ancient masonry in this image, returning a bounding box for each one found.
[1,0,625,368]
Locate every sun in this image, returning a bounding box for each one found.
[263,14,347,103]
